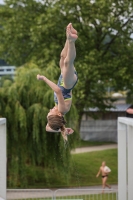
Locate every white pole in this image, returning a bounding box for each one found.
[127,125,133,200]
[0,118,6,200]
[118,118,127,200]
[118,117,133,200]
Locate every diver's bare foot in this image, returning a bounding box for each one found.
[71,25,77,35]
[66,25,78,42]
[67,23,77,35]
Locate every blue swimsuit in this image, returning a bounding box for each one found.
[54,71,78,105]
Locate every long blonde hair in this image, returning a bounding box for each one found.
[47,115,67,140]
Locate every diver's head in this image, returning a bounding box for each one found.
[47,114,66,131]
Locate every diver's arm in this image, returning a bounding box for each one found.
[37,74,61,94]
[37,74,67,113]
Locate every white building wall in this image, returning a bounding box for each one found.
[80,119,117,142]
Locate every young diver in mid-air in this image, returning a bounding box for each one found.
[37,23,78,141]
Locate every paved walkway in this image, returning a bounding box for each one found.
[71,144,117,154]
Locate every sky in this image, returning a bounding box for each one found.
[0,0,4,4]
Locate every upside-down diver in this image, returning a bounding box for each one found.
[37,23,78,141]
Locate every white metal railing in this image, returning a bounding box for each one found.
[0,66,15,77]
[54,188,117,200]
[0,118,6,200]
[118,117,133,200]
[7,188,118,200]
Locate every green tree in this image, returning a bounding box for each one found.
[0,0,65,67]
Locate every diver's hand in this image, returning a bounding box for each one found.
[37,74,45,80]
[65,128,74,135]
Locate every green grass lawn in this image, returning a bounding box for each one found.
[24,149,117,188]
[69,149,118,187]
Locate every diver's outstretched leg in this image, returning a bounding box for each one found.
[62,23,78,89]
[59,23,78,72]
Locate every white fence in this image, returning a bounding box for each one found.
[0,119,6,200]
[54,188,117,200]
[7,188,118,200]
[118,117,133,200]
[0,66,15,78]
